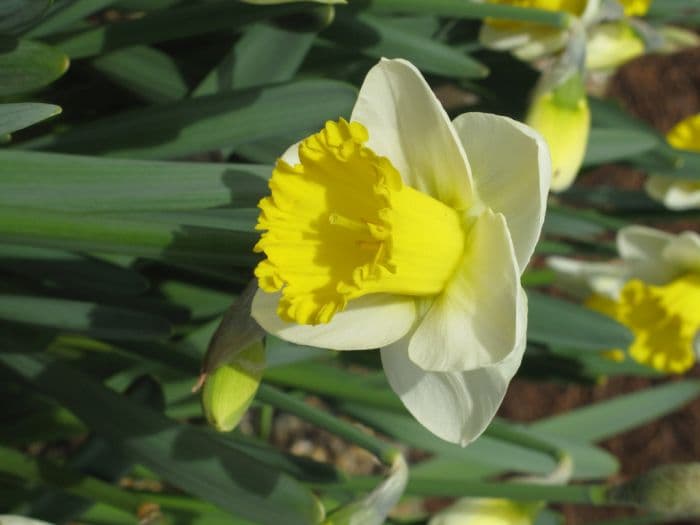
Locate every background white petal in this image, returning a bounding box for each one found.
[664,231,700,273]
[408,209,523,372]
[452,112,551,273]
[617,225,678,284]
[351,58,474,210]
[547,256,628,300]
[645,176,700,211]
[381,290,527,446]
[251,289,416,350]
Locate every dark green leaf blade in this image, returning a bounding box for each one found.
[0,102,61,135]
[20,80,357,159]
[528,291,633,351]
[0,38,69,96]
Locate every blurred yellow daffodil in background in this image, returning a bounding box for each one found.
[645,113,700,210]
[429,498,543,525]
[479,0,600,61]
[549,226,700,373]
[252,58,552,445]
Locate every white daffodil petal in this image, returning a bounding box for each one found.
[478,24,533,51]
[617,225,674,260]
[513,31,570,61]
[251,289,416,350]
[408,209,522,372]
[547,256,628,300]
[350,58,474,210]
[645,176,700,211]
[452,112,551,273]
[664,231,700,273]
[381,291,527,445]
[617,225,678,284]
[280,140,301,165]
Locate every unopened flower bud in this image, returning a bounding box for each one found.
[607,463,700,518]
[202,340,266,432]
[526,72,590,193]
[197,280,266,432]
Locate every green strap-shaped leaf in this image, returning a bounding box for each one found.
[324,11,488,78]
[340,403,618,480]
[20,79,357,159]
[528,291,633,351]
[0,103,60,136]
[531,380,700,442]
[26,0,118,38]
[0,0,50,35]
[0,353,325,525]
[91,46,188,103]
[0,244,149,296]
[0,295,172,341]
[0,206,259,265]
[195,22,316,95]
[583,128,659,166]
[0,150,269,212]
[47,1,307,59]
[0,38,69,96]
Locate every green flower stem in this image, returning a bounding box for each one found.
[259,403,274,442]
[257,383,400,465]
[363,0,571,28]
[313,476,610,505]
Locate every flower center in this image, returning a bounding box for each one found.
[586,274,700,373]
[254,119,465,326]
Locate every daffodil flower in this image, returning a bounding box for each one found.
[549,226,700,373]
[428,498,543,525]
[479,0,600,61]
[645,114,700,210]
[251,58,551,445]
